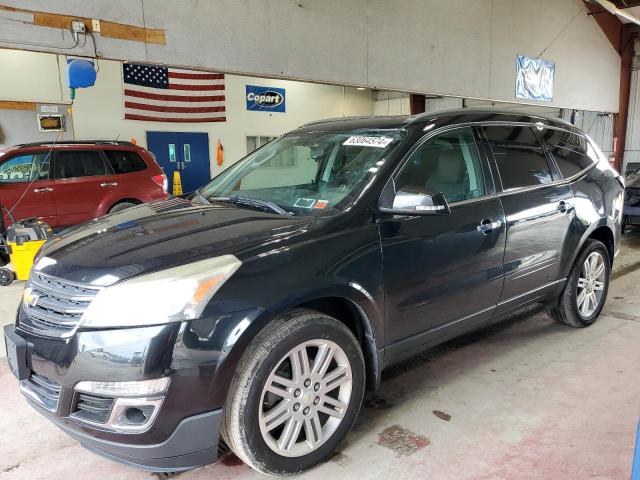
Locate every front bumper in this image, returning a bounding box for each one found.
[30,396,222,472]
[2,306,262,472]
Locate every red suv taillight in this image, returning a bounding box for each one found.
[152,174,168,193]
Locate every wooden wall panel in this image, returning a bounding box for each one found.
[0,4,165,45]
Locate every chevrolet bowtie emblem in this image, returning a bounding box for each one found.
[23,288,39,307]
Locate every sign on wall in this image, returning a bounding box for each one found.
[246,85,286,112]
[515,55,555,102]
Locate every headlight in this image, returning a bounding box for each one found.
[80,255,241,328]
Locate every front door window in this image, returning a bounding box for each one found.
[395,128,485,203]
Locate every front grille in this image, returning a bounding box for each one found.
[21,373,61,412]
[21,272,101,337]
[72,393,115,424]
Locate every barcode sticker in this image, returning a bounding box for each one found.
[343,136,393,148]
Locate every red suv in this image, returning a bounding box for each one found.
[0,140,168,228]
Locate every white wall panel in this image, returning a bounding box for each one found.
[0,0,621,113]
[0,53,374,177]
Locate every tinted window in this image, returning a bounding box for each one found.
[483,126,552,189]
[540,128,593,178]
[104,150,147,174]
[396,128,485,203]
[0,153,50,183]
[55,151,107,179]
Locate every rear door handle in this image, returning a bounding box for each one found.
[100,182,118,187]
[33,187,53,193]
[477,219,502,235]
[558,200,574,213]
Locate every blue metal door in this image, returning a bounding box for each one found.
[146,131,211,194]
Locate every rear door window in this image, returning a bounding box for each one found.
[54,151,108,179]
[0,153,50,183]
[540,129,593,178]
[482,125,552,190]
[104,150,147,174]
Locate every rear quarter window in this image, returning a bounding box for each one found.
[540,128,593,178]
[104,150,147,174]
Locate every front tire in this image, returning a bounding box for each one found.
[222,309,365,475]
[547,239,610,328]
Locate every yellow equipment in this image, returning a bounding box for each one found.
[172,170,183,196]
[0,218,52,285]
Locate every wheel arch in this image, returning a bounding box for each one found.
[587,225,615,266]
[564,221,616,279]
[295,296,382,391]
[214,284,384,402]
[107,198,143,213]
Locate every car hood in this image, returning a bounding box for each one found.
[37,198,313,286]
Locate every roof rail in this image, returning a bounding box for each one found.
[14,140,137,148]
[299,115,381,128]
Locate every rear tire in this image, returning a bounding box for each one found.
[222,309,365,475]
[546,239,610,328]
[108,202,138,214]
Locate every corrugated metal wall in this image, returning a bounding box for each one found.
[425,97,463,113]
[562,110,614,158]
[625,70,640,171]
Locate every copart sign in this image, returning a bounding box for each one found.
[246,85,286,112]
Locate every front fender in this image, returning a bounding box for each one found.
[200,281,384,407]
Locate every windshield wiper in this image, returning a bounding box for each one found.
[210,196,291,215]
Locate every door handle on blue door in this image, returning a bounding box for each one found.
[477,219,502,235]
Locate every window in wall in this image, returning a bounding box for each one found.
[54,151,107,179]
[540,128,593,179]
[0,153,50,183]
[395,127,485,204]
[104,150,147,174]
[482,125,552,189]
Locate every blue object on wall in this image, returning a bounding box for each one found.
[67,59,97,89]
[246,85,285,112]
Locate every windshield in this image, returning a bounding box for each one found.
[199,129,404,215]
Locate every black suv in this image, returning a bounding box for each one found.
[4,109,624,475]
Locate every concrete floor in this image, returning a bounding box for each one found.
[1,233,640,479]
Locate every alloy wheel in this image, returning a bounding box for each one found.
[576,251,606,318]
[258,339,353,457]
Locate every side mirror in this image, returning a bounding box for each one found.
[379,185,450,216]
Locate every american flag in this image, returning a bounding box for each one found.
[122,63,226,123]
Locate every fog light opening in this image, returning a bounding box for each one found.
[124,407,147,424]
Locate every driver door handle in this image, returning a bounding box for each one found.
[100,182,118,187]
[33,187,53,193]
[477,219,502,235]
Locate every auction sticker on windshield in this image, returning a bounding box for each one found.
[343,136,393,148]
